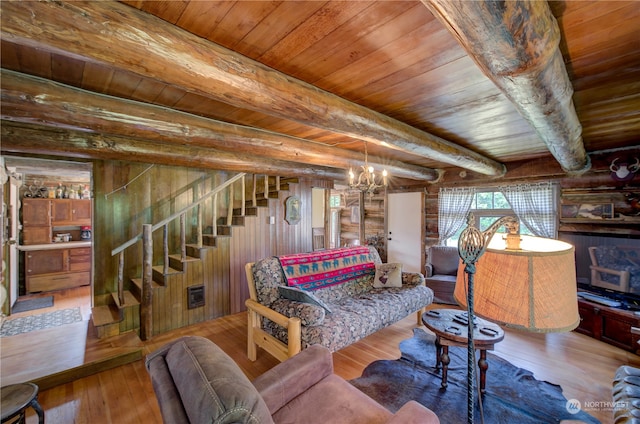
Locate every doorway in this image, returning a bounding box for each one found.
[2,156,93,318]
[387,191,424,273]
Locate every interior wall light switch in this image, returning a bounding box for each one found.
[269,216,275,225]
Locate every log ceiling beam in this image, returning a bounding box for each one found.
[0,70,439,182]
[424,0,590,174]
[0,0,505,177]
[0,121,348,180]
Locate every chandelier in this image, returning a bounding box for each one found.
[348,142,388,194]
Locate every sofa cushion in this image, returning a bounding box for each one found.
[374,263,403,288]
[430,246,460,276]
[271,298,326,326]
[165,336,273,424]
[278,285,333,313]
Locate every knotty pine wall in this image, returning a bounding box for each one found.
[92,160,329,333]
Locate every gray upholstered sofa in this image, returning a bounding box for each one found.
[145,335,440,424]
[245,245,434,361]
[425,245,460,305]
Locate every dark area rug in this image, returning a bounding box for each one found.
[350,328,599,423]
[11,296,54,313]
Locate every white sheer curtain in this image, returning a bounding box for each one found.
[500,182,558,238]
[438,187,475,245]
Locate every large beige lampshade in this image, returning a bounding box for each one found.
[454,234,579,332]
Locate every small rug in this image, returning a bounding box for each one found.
[0,308,83,337]
[11,296,54,313]
[350,328,599,423]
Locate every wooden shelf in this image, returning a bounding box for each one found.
[561,218,640,224]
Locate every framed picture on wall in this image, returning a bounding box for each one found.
[562,203,614,219]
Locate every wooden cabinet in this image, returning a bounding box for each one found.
[22,199,51,226]
[22,198,92,244]
[51,199,92,226]
[25,247,91,293]
[576,298,640,352]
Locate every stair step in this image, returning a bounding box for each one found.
[202,234,217,247]
[216,225,232,236]
[152,265,182,285]
[216,216,245,226]
[168,253,201,271]
[111,290,140,309]
[233,206,258,216]
[92,304,121,327]
[130,278,163,297]
[185,243,211,258]
[244,198,270,207]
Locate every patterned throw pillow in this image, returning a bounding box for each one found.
[278,285,333,313]
[374,263,403,288]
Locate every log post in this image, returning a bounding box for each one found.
[117,251,125,307]
[141,224,153,341]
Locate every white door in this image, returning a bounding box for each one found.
[387,192,423,273]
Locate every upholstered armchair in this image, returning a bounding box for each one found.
[425,245,460,305]
[589,246,640,294]
[146,336,439,424]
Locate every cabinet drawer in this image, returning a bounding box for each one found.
[26,271,90,293]
[69,255,91,271]
[70,248,92,256]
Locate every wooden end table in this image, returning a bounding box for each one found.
[422,308,504,394]
[1,383,45,424]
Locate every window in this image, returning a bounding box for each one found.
[329,194,342,208]
[445,189,533,246]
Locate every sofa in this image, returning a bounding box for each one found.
[145,335,440,424]
[245,245,434,361]
[613,365,640,423]
[425,245,460,305]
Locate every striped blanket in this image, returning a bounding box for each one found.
[279,246,375,290]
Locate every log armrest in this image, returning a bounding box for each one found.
[253,344,333,415]
[245,298,301,362]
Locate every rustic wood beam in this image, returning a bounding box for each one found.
[0,121,347,180]
[0,0,505,177]
[0,70,438,182]
[424,0,590,174]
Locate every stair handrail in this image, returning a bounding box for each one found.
[111,172,246,257]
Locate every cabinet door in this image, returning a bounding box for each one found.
[22,199,51,226]
[26,250,68,275]
[22,227,52,245]
[51,199,73,225]
[71,200,92,225]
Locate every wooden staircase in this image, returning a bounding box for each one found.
[91,175,296,340]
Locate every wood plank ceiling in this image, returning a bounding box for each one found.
[1,1,639,187]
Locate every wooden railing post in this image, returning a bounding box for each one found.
[213,192,218,236]
[163,224,169,275]
[141,224,153,341]
[180,213,186,261]
[227,182,234,226]
[117,251,125,306]
[196,203,203,248]
[241,175,245,216]
[252,174,257,207]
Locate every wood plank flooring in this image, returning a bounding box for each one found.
[6,299,640,423]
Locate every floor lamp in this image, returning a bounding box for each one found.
[456,213,579,424]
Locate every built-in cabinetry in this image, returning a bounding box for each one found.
[25,247,91,293]
[22,199,92,244]
[20,198,92,293]
[576,298,640,353]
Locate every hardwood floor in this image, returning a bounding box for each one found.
[9,302,640,423]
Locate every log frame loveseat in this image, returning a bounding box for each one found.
[245,245,434,361]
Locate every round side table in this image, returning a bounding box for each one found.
[1,383,45,424]
[422,308,504,394]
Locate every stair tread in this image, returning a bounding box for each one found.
[131,277,163,289]
[92,305,120,326]
[168,253,200,262]
[111,290,139,308]
[152,265,182,275]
